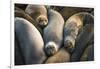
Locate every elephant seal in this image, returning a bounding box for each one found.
[15,17,47,64]
[70,24,94,62]
[15,7,42,34]
[63,12,94,53]
[43,9,64,56]
[25,5,48,28]
[45,47,70,63]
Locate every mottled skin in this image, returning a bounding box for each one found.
[64,12,94,53]
[43,9,64,56]
[25,5,48,28]
[15,17,47,65]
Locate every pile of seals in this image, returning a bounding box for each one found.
[15,4,94,65]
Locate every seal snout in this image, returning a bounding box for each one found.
[64,37,75,53]
[37,15,48,28]
[45,42,58,56]
[64,40,73,48]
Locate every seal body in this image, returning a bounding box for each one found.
[80,44,94,61]
[53,6,93,21]
[43,9,64,56]
[15,7,42,34]
[25,5,48,28]
[45,48,70,63]
[15,17,46,64]
[71,24,94,62]
[15,39,25,65]
[15,4,27,10]
[64,12,94,53]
